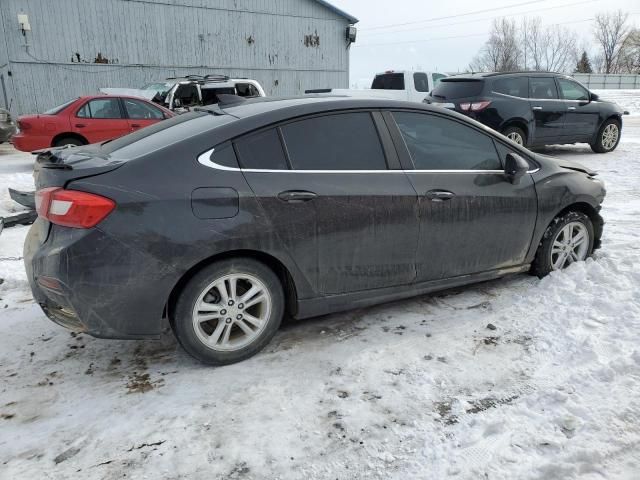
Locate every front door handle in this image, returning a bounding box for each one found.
[131,123,142,128]
[532,106,543,111]
[426,190,455,202]
[277,190,317,203]
[567,106,576,111]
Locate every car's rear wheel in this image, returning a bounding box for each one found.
[172,258,284,365]
[53,136,86,148]
[590,119,620,153]
[531,211,594,278]
[502,126,527,147]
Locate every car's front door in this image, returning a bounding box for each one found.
[386,110,538,281]
[237,111,419,295]
[122,97,167,132]
[557,78,600,139]
[528,76,566,143]
[72,98,130,143]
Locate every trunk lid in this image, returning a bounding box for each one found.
[34,144,125,189]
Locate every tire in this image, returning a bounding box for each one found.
[590,118,620,153]
[53,136,85,148]
[172,258,285,365]
[531,211,594,278]
[502,126,527,147]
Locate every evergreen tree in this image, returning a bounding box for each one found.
[575,51,593,73]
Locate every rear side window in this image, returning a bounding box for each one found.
[235,129,289,170]
[392,112,501,170]
[123,98,165,119]
[529,77,558,99]
[77,98,123,119]
[414,73,430,92]
[492,77,528,98]
[281,112,387,170]
[558,78,589,101]
[372,73,405,90]
[431,79,484,99]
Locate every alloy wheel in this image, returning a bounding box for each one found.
[550,222,590,270]
[507,132,524,145]
[191,273,272,352]
[601,123,619,151]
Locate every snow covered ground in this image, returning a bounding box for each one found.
[1,99,640,479]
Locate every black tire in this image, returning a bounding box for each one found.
[53,136,85,148]
[531,211,594,278]
[590,118,621,153]
[502,126,527,147]
[172,258,284,365]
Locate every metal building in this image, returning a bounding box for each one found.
[0,0,357,115]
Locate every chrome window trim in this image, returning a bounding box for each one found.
[198,148,538,174]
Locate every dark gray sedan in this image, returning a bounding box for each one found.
[24,97,605,365]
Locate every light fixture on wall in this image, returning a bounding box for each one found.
[18,13,31,36]
[346,26,357,44]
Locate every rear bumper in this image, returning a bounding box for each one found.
[12,132,51,152]
[24,220,176,339]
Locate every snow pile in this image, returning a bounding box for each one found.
[0,114,639,479]
[593,89,640,116]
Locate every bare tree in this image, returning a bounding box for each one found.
[617,28,640,73]
[470,19,521,72]
[594,11,630,73]
[521,17,577,72]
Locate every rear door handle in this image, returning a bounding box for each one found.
[567,106,576,111]
[131,123,142,128]
[277,190,317,203]
[74,123,86,128]
[426,190,455,202]
[532,106,542,111]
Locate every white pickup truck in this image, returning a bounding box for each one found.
[305,70,448,103]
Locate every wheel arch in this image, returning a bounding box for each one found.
[166,249,299,324]
[551,201,603,245]
[50,132,88,147]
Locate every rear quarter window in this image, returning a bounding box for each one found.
[432,79,484,99]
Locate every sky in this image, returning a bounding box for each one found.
[328,0,640,87]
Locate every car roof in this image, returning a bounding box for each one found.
[444,71,572,80]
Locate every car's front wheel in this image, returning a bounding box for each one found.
[172,258,284,365]
[531,211,594,278]
[590,119,621,153]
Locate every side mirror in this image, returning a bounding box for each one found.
[590,92,599,102]
[504,152,529,184]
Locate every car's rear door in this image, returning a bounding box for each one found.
[384,110,537,281]
[556,78,600,140]
[528,76,566,142]
[72,98,130,143]
[236,111,419,295]
[122,97,167,132]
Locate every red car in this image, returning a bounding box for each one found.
[12,95,174,152]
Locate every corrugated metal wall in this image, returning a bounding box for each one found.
[572,74,640,90]
[0,0,353,114]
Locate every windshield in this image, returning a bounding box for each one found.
[372,73,405,90]
[43,99,77,115]
[140,82,174,95]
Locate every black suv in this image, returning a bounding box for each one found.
[25,97,605,365]
[426,72,624,153]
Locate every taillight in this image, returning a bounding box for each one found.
[35,188,115,228]
[459,101,492,112]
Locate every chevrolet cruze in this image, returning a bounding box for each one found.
[24,97,605,365]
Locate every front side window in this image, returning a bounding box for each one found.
[76,98,123,119]
[235,128,289,170]
[123,98,165,119]
[414,73,430,92]
[281,112,387,170]
[492,77,528,98]
[529,77,558,100]
[558,78,589,101]
[392,112,502,170]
